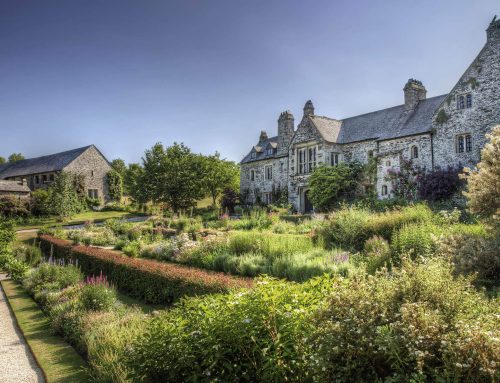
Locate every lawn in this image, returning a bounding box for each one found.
[15,210,146,231]
[1,279,88,383]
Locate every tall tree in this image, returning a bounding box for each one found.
[106,170,123,202]
[111,159,127,177]
[201,152,240,206]
[124,163,148,204]
[8,153,24,163]
[142,142,205,213]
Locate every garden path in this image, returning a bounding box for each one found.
[0,274,45,383]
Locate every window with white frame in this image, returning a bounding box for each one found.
[265,165,273,180]
[331,152,340,166]
[411,145,418,159]
[456,134,472,153]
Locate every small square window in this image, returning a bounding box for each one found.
[385,160,391,167]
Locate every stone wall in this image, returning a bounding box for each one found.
[240,156,288,204]
[432,31,500,170]
[64,146,113,203]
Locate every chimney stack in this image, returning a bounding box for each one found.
[404,79,426,110]
[259,130,268,143]
[303,100,315,117]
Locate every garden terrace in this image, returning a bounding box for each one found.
[39,234,253,304]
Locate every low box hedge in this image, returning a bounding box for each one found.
[39,235,253,305]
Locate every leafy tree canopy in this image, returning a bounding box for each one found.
[0,156,5,165]
[200,152,240,206]
[8,153,24,163]
[309,162,364,212]
[111,158,127,177]
[106,170,123,202]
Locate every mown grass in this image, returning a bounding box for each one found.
[1,279,88,383]
[15,211,145,231]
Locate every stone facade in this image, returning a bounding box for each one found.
[64,146,113,202]
[240,17,500,212]
[0,145,113,203]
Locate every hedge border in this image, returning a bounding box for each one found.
[39,235,252,305]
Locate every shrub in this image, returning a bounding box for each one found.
[128,276,335,382]
[23,263,84,297]
[438,230,500,289]
[0,195,30,217]
[418,166,462,202]
[363,235,391,274]
[81,277,117,312]
[390,223,440,263]
[106,170,123,202]
[0,218,15,253]
[39,235,252,304]
[310,258,499,382]
[13,245,42,266]
[5,258,29,282]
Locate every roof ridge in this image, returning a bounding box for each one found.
[339,94,447,121]
[12,145,93,164]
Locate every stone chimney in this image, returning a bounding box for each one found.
[487,15,500,42]
[303,100,315,117]
[404,79,426,110]
[19,178,27,187]
[277,111,294,155]
[259,130,268,143]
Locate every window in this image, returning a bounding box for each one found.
[308,147,316,172]
[88,189,99,199]
[91,170,94,177]
[266,147,274,155]
[35,175,39,184]
[42,174,47,183]
[49,174,54,182]
[250,170,255,181]
[385,160,391,167]
[298,148,306,174]
[280,162,284,172]
[331,153,340,166]
[265,165,273,180]
[251,151,256,159]
[381,185,388,196]
[466,94,472,108]
[456,134,472,153]
[458,95,465,110]
[262,192,272,205]
[411,146,418,159]
[368,150,374,159]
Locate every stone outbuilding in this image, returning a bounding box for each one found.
[0,179,31,199]
[0,145,113,203]
[240,16,500,212]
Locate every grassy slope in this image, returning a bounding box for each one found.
[15,211,145,231]
[1,280,88,383]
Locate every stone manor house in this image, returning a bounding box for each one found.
[240,17,500,213]
[0,145,113,202]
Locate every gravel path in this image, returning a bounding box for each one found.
[0,274,45,383]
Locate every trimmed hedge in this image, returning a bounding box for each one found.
[39,235,252,304]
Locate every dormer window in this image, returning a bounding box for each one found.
[251,152,256,159]
[266,147,274,155]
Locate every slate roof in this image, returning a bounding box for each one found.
[337,95,447,143]
[241,136,280,164]
[0,145,93,179]
[0,180,31,193]
[241,95,447,163]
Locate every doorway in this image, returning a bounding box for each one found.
[303,189,313,214]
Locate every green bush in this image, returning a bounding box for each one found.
[23,263,84,297]
[81,283,117,312]
[390,223,440,263]
[362,235,391,274]
[317,205,435,251]
[13,245,42,266]
[5,258,29,282]
[311,258,499,382]
[129,276,335,382]
[438,229,500,289]
[0,218,15,254]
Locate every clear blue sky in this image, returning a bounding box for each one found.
[0,0,497,164]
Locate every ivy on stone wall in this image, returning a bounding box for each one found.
[435,109,450,125]
[106,170,123,202]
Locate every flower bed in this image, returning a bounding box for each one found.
[39,234,253,304]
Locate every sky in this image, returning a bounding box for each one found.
[0,0,498,164]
